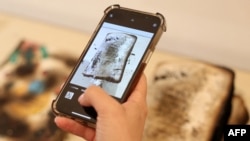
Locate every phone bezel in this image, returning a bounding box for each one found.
[52,4,166,127]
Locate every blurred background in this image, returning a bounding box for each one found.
[0,0,249,71]
[0,1,249,141]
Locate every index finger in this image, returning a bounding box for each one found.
[126,73,147,104]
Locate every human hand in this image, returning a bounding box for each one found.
[54,74,148,141]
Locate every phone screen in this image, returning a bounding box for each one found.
[69,22,153,99]
[54,7,164,124]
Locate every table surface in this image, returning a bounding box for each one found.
[0,12,249,140]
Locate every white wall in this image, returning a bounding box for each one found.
[0,0,249,70]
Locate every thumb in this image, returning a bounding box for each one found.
[78,85,122,115]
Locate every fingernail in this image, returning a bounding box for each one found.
[78,94,84,104]
[54,116,60,124]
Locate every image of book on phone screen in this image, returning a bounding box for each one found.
[52,4,166,128]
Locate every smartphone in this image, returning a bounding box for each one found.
[52,4,166,128]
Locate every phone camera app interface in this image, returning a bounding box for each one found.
[70,22,154,99]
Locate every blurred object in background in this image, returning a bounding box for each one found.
[0,40,77,141]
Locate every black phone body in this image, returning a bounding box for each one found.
[52,5,166,128]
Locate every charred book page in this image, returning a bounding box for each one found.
[83,33,137,84]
